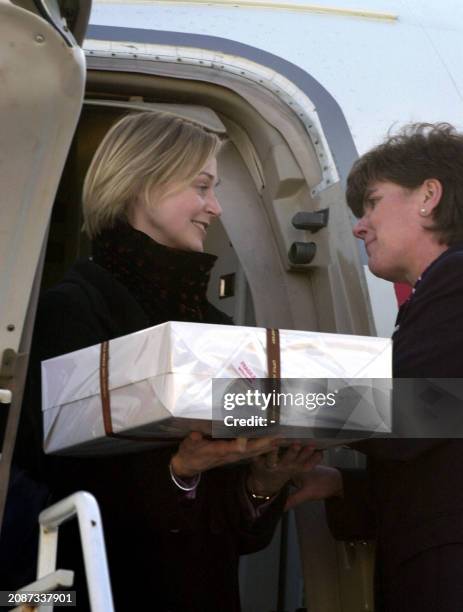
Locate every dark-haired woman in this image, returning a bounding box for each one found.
[287,123,463,612]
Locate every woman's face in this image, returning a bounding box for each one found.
[352,180,441,284]
[130,158,222,252]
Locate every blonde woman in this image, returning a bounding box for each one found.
[6,111,318,612]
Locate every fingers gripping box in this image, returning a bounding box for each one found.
[41,321,392,456]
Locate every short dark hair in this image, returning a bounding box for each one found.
[346,123,463,244]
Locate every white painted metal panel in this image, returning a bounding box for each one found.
[0,2,85,359]
[89,0,463,155]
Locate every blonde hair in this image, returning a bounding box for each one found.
[82,110,222,238]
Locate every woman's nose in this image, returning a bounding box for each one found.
[353,216,367,239]
[207,193,222,217]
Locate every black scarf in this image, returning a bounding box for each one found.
[92,223,217,326]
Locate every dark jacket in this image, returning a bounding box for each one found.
[8,259,286,612]
[326,244,463,611]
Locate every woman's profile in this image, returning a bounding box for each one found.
[287,123,463,612]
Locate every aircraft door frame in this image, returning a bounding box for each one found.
[0,0,86,530]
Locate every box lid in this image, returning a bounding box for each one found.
[41,321,391,411]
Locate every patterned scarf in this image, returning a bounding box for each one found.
[92,222,217,325]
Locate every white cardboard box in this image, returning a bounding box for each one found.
[41,321,392,455]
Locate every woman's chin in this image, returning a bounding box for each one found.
[368,260,391,282]
[182,240,204,253]
[368,262,401,283]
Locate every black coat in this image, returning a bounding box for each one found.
[326,244,463,611]
[9,260,286,612]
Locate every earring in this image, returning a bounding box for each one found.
[420,208,428,216]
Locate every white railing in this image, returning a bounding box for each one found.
[14,491,114,612]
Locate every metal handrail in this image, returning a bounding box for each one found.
[36,491,114,612]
